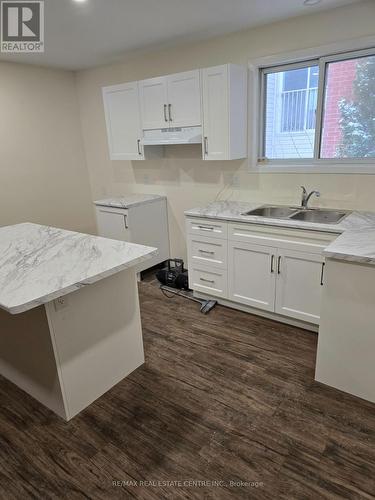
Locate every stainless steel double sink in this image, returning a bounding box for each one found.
[242,205,351,224]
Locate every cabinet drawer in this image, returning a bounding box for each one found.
[190,266,227,298]
[186,217,227,239]
[228,222,334,254]
[188,235,227,270]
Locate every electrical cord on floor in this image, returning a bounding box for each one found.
[160,285,185,299]
[159,284,217,314]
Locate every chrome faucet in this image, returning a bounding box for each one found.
[300,186,321,209]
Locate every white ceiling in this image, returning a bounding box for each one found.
[0,0,362,70]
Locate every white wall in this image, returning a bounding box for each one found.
[0,61,95,233]
[76,1,375,260]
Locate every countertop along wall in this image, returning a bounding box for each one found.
[75,1,375,260]
[0,61,95,234]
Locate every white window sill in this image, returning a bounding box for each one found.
[250,163,375,174]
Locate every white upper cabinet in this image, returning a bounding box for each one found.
[102,82,144,161]
[139,76,169,130]
[202,65,228,161]
[202,64,247,161]
[166,70,201,127]
[102,64,247,161]
[139,70,201,130]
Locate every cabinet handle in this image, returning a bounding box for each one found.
[164,104,168,122]
[197,225,214,231]
[168,104,172,122]
[320,262,325,286]
[204,136,208,155]
[270,255,275,273]
[199,249,215,255]
[200,277,214,284]
[277,256,281,275]
[124,215,129,229]
[137,139,142,155]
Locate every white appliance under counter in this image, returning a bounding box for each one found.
[94,194,170,273]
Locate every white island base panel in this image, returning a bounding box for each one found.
[315,259,375,404]
[0,268,144,420]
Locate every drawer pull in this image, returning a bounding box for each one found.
[270,254,275,273]
[197,225,215,231]
[199,249,215,255]
[204,136,209,156]
[277,256,281,275]
[200,277,215,284]
[320,262,325,286]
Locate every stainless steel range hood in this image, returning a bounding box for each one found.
[142,126,202,146]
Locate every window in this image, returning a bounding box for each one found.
[260,48,375,165]
[281,66,318,133]
[321,54,375,159]
[264,63,319,159]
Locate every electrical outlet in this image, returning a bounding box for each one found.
[54,296,69,312]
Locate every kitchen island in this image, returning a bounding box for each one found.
[315,228,375,404]
[0,223,157,420]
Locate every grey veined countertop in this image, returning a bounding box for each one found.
[94,194,166,209]
[323,229,375,265]
[185,201,375,266]
[0,223,157,314]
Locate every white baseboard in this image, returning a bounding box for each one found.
[194,291,319,333]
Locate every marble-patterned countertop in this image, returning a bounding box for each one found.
[185,201,375,233]
[323,229,375,265]
[0,223,157,315]
[94,194,166,209]
[185,201,375,265]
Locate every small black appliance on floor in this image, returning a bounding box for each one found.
[156,259,217,314]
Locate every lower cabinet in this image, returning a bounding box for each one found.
[186,217,333,326]
[275,249,324,324]
[96,206,131,241]
[228,242,324,322]
[228,241,277,312]
[95,200,170,273]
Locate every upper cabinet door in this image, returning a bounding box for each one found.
[167,70,201,128]
[139,76,169,130]
[102,82,144,161]
[202,65,229,160]
[202,64,247,161]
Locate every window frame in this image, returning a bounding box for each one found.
[260,60,319,156]
[256,46,375,172]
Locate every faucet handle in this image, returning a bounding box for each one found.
[301,186,307,194]
[315,191,321,198]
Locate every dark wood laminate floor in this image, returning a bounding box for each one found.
[1,276,375,499]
